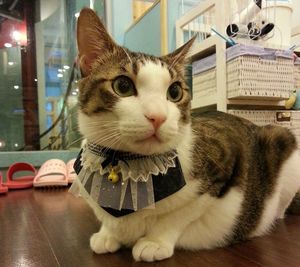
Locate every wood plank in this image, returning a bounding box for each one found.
[163,248,263,267]
[2,189,300,266]
[0,190,59,267]
[28,188,102,267]
[227,217,300,267]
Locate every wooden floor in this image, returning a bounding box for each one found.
[1,189,300,267]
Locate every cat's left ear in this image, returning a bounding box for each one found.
[162,36,196,66]
[77,8,118,76]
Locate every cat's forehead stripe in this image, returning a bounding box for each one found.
[136,60,171,90]
[132,61,138,75]
[128,53,175,78]
[168,67,175,79]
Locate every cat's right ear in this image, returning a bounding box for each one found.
[77,8,117,76]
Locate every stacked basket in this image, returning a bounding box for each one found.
[228,110,300,148]
[192,44,294,100]
[295,58,300,89]
[192,54,216,99]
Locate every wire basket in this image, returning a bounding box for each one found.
[192,53,216,98]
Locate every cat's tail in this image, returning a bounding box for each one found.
[287,192,300,215]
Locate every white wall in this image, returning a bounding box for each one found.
[292,0,300,28]
[292,1,300,50]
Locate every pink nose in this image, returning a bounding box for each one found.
[145,114,166,130]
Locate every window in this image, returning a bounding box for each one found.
[0,0,105,151]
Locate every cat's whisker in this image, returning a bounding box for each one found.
[83,124,120,132]
[106,137,122,151]
[98,134,122,152]
[92,131,120,142]
[92,131,121,146]
[84,122,119,127]
[66,136,85,149]
[85,120,119,124]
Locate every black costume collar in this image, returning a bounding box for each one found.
[73,144,186,217]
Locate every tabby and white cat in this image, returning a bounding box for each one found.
[74,8,300,262]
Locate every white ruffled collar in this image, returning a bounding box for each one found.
[80,143,178,182]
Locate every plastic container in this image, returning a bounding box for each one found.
[261,0,293,48]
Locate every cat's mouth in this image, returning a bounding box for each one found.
[136,133,162,144]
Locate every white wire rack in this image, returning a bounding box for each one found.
[226,0,293,49]
[176,0,219,48]
[176,0,293,111]
[177,1,293,49]
[176,0,228,111]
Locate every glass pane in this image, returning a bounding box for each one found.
[46,102,53,113]
[0,0,105,151]
[0,46,24,151]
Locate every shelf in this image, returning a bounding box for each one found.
[192,97,286,110]
[189,35,218,61]
[227,99,286,107]
[182,23,211,35]
[177,0,292,113]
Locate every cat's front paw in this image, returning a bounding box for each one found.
[132,238,174,262]
[90,232,121,254]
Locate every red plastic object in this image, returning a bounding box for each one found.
[3,162,37,189]
[0,172,8,194]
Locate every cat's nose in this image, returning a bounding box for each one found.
[145,114,166,130]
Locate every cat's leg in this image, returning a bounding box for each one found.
[132,187,243,262]
[132,194,213,262]
[178,189,243,249]
[90,224,121,254]
[277,151,300,219]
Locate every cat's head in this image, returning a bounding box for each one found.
[77,8,195,155]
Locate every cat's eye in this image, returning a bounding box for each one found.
[167,82,183,102]
[112,76,136,97]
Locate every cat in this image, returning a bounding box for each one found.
[72,8,300,262]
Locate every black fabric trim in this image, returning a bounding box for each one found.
[74,149,83,175]
[102,207,134,217]
[152,158,186,202]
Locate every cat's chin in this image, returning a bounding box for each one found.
[124,139,175,156]
[136,133,162,145]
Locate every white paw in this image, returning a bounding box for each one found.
[132,238,173,262]
[90,232,121,254]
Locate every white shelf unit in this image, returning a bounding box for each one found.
[176,0,288,112]
[176,0,227,111]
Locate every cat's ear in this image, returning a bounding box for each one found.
[77,8,118,76]
[162,36,196,66]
